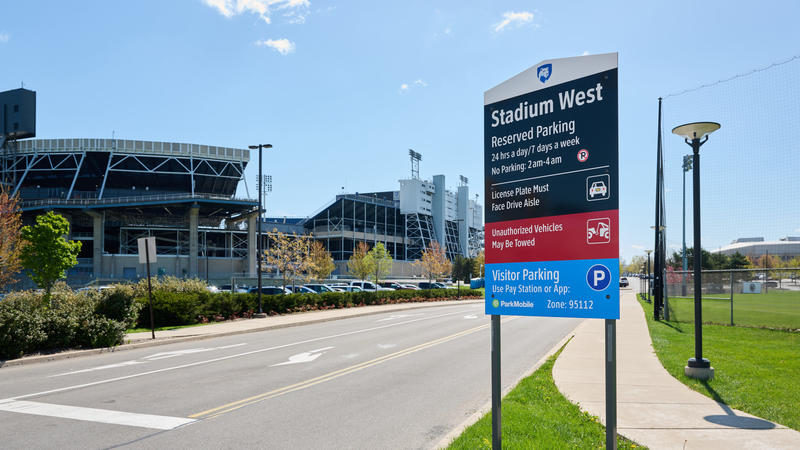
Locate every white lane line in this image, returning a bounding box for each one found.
[49,361,145,378]
[376,313,422,322]
[10,307,474,401]
[0,400,195,430]
[49,343,249,378]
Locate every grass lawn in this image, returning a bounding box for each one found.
[447,344,644,449]
[666,290,800,330]
[639,294,800,431]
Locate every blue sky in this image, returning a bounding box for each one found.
[2,0,799,263]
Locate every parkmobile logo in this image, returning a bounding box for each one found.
[537,63,552,83]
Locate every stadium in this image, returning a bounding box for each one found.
[1,88,483,286]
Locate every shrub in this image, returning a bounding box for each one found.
[0,288,128,360]
[95,285,141,328]
[135,290,207,328]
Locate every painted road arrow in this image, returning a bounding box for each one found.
[271,347,334,367]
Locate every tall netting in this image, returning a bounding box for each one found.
[661,56,800,253]
[660,56,800,329]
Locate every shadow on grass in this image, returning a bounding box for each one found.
[655,319,686,333]
[701,382,777,429]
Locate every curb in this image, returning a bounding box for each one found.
[0,299,483,369]
[433,319,583,450]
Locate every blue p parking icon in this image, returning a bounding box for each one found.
[586,264,611,291]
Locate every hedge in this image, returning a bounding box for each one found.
[0,286,133,360]
[134,288,483,328]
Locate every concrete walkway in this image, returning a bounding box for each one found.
[3,299,482,367]
[553,289,800,449]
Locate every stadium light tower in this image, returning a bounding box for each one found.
[409,149,422,179]
[249,143,272,317]
[672,121,720,381]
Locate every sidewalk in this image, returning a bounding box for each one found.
[3,299,482,368]
[552,289,800,449]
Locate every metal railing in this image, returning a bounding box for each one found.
[21,192,257,208]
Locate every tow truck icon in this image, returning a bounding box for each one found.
[586,218,611,244]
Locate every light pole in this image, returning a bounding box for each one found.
[249,144,272,317]
[645,249,653,303]
[650,226,667,320]
[682,155,692,297]
[672,121,720,381]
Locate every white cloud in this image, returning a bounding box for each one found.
[631,244,645,250]
[255,38,295,55]
[581,50,590,56]
[0,32,9,43]
[399,79,428,94]
[204,0,310,24]
[493,11,534,33]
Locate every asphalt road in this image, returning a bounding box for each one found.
[0,302,581,449]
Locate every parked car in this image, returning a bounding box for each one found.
[330,284,363,292]
[348,281,393,291]
[220,284,249,293]
[303,284,339,293]
[287,285,317,294]
[418,282,447,289]
[619,277,629,288]
[378,282,404,290]
[248,286,290,295]
[399,284,420,290]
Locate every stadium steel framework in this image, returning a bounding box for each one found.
[2,137,484,284]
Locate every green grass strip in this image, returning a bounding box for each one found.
[447,342,644,449]
[638,294,800,431]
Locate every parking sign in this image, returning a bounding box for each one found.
[483,53,619,319]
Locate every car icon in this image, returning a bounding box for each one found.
[589,181,607,198]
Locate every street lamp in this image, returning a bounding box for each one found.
[672,121,720,381]
[682,155,693,297]
[644,249,653,303]
[249,144,273,317]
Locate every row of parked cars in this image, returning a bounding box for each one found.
[215,280,452,295]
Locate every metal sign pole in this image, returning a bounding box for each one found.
[605,319,617,449]
[145,241,155,340]
[491,314,501,449]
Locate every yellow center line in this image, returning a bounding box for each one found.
[190,318,516,420]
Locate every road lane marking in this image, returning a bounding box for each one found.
[48,343,249,378]
[10,308,474,402]
[0,400,195,430]
[376,313,422,322]
[190,318,517,420]
[271,347,334,366]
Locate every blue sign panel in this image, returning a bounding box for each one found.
[485,259,619,318]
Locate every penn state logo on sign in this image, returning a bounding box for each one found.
[537,63,552,83]
[586,264,611,291]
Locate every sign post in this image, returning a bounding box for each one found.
[483,53,619,449]
[137,236,157,340]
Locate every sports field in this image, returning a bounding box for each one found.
[666,289,800,330]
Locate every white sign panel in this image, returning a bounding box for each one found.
[137,237,157,264]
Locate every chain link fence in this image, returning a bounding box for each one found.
[663,268,800,330]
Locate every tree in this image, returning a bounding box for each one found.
[452,255,474,297]
[264,229,313,290]
[0,187,24,289]
[347,241,374,281]
[367,242,393,286]
[308,240,336,281]
[20,211,82,304]
[414,241,451,282]
[472,250,485,278]
[625,255,647,274]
